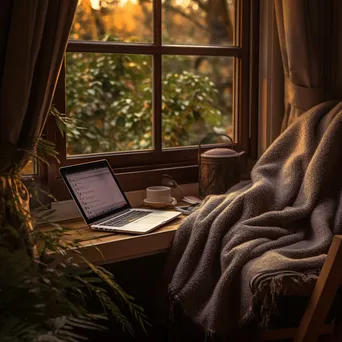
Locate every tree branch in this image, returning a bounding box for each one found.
[163,4,208,32]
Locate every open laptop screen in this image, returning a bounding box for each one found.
[60,160,131,224]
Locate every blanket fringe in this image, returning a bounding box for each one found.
[241,271,319,330]
[168,272,319,340]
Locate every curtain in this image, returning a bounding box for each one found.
[258,0,284,156]
[0,0,77,253]
[274,0,342,131]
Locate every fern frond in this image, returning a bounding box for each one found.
[34,334,65,342]
[50,106,84,138]
[36,138,60,164]
[65,316,107,331]
[76,255,150,334]
[0,317,38,342]
[74,274,134,336]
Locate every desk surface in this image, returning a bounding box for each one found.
[39,214,184,265]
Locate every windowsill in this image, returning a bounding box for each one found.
[40,215,184,266]
[37,181,250,266]
[36,184,198,265]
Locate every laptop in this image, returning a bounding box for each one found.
[59,160,181,234]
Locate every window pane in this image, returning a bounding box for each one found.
[162,0,236,46]
[162,55,234,148]
[70,0,152,43]
[66,52,153,155]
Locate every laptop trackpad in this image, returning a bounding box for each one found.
[136,216,165,225]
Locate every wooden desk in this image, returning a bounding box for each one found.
[40,215,184,265]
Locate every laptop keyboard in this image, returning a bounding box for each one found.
[102,210,151,227]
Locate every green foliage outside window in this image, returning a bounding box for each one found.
[65,37,227,154]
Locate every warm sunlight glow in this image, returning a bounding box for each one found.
[118,0,138,7]
[90,0,101,10]
[175,0,190,6]
[191,3,199,11]
[85,0,195,9]
[87,0,137,9]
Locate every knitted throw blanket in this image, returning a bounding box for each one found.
[164,101,342,339]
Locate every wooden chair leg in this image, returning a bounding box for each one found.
[295,235,342,342]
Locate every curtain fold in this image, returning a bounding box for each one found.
[274,0,342,131]
[0,0,77,253]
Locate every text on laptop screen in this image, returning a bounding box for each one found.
[65,167,127,220]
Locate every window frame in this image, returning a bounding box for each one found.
[46,0,259,200]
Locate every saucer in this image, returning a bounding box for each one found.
[143,197,177,208]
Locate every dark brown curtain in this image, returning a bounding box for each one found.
[0,0,77,251]
[274,0,342,131]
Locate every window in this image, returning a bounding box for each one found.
[48,0,259,199]
[22,160,36,175]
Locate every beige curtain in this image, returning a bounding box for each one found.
[0,0,77,253]
[274,0,342,131]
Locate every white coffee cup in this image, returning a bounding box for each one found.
[146,186,172,203]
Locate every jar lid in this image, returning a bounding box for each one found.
[201,148,238,158]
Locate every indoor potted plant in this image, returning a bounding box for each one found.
[0,108,149,341]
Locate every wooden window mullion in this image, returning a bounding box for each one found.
[67,41,241,57]
[237,0,251,152]
[153,54,162,153]
[153,0,162,152]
